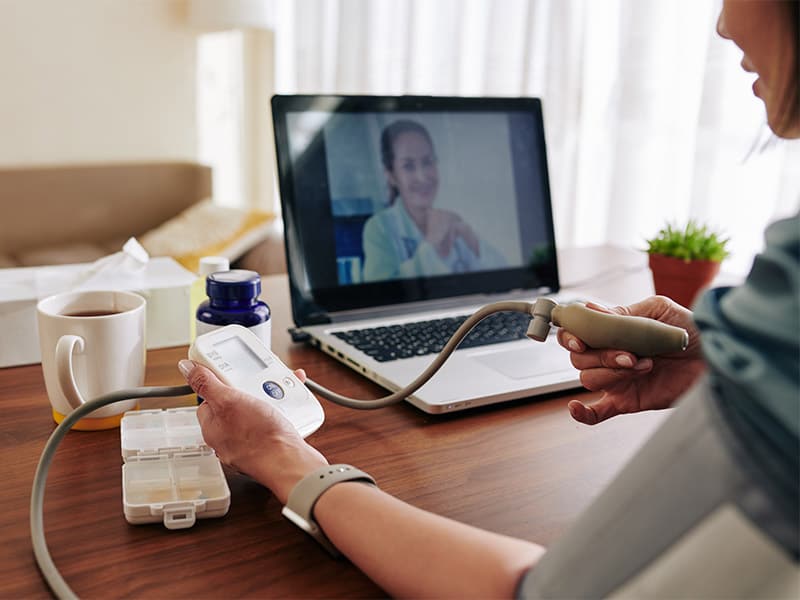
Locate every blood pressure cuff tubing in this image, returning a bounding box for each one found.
[516,377,799,599]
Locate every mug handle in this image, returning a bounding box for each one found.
[56,334,86,410]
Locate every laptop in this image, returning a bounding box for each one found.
[271,95,581,414]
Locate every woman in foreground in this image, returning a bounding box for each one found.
[180,1,799,596]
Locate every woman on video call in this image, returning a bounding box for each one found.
[179,0,798,597]
[361,119,507,282]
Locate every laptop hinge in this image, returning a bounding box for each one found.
[304,311,332,325]
[321,287,553,325]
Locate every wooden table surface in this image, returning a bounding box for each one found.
[0,246,671,598]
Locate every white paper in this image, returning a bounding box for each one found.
[0,238,151,302]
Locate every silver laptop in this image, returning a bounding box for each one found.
[271,95,581,414]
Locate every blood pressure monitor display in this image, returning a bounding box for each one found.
[213,336,267,380]
[189,324,325,438]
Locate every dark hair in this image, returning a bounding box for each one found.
[380,120,435,204]
[778,0,799,136]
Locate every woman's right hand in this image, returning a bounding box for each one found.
[424,209,461,258]
[556,296,706,425]
[178,360,328,504]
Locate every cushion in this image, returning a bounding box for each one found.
[0,253,17,268]
[15,242,110,267]
[139,199,276,273]
[234,223,288,275]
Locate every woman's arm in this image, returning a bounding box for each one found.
[316,481,544,599]
[362,214,401,281]
[181,361,544,599]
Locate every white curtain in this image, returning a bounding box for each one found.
[199,0,800,275]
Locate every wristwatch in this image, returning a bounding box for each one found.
[281,464,377,556]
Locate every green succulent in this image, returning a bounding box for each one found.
[645,220,730,262]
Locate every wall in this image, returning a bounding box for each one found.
[0,0,197,166]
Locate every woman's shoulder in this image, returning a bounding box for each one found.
[363,204,396,237]
[764,211,800,250]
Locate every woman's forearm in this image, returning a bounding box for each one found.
[314,481,545,598]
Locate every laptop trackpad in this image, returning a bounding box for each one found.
[472,346,573,380]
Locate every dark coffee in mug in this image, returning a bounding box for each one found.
[62,310,123,317]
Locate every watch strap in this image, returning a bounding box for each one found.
[281,464,376,556]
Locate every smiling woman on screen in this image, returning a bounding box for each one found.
[361,119,508,282]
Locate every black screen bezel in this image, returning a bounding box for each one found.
[271,95,560,326]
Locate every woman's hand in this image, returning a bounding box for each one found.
[556,296,706,425]
[425,209,481,258]
[178,360,327,503]
[425,209,461,258]
[453,219,480,256]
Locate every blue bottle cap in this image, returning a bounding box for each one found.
[206,269,262,302]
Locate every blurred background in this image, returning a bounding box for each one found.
[1,0,797,276]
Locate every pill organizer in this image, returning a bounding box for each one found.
[120,407,230,529]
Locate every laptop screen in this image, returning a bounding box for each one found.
[272,95,559,325]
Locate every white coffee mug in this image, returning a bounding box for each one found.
[36,290,146,430]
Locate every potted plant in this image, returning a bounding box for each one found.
[645,220,730,308]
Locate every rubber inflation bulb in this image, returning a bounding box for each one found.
[551,303,688,356]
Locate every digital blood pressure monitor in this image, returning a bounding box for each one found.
[188,325,325,438]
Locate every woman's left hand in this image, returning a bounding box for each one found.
[555,297,705,424]
[453,220,480,256]
[425,209,460,257]
[178,360,328,503]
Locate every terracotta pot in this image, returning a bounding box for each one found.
[648,253,721,309]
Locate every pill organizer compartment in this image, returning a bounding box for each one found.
[121,407,230,529]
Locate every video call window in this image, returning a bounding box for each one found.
[287,111,529,287]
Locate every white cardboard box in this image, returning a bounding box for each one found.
[0,257,196,368]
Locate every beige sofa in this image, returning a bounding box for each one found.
[0,162,286,274]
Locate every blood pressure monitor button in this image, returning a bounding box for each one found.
[262,380,285,400]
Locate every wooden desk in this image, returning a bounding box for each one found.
[1,246,669,598]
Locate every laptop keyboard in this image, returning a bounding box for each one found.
[331,311,533,363]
